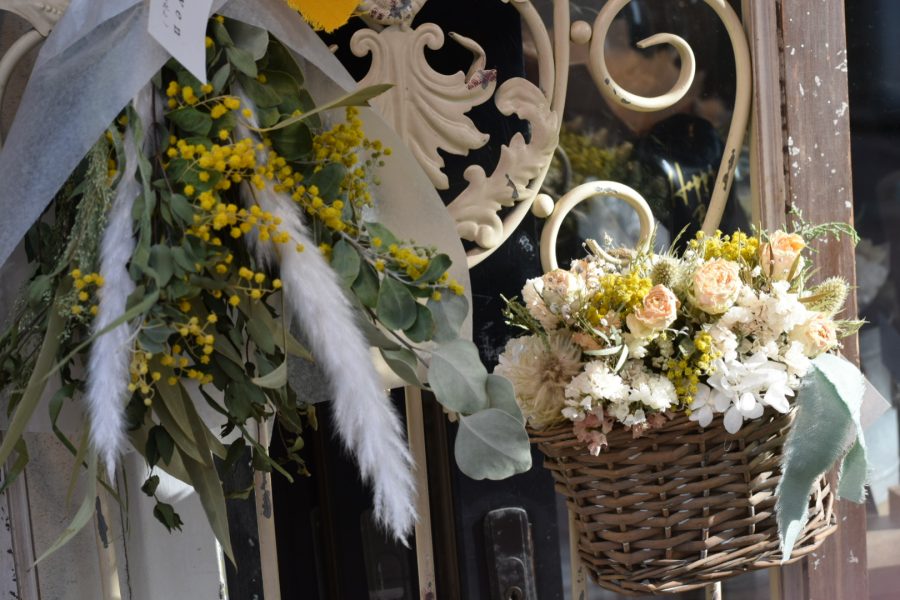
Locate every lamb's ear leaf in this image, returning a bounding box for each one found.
[776,354,867,560]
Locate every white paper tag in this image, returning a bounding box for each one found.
[148,0,216,83]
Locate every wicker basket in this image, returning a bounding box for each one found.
[531,409,837,595]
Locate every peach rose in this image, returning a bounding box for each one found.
[790,312,838,356]
[691,259,742,314]
[626,284,680,338]
[759,231,806,280]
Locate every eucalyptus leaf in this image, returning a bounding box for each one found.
[417,254,452,283]
[380,348,420,386]
[26,275,51,308]
[404,303,435,343]
[251,361,287,389]
[226,46,258,78]
[455,409,532,480]
[226,21,269,60]
[148,244,174,287]
[211,20,233,47]
[377,277,417,331]
[354,314,400,350]
[247,302,277,355]
[428,339,489,414]
[210,63,231,93]
[486,374,524,423]
[331,239,361,288]
[352,261,379,308]
[308,163,346,202]
[364,222,399,247]
[169,246,194,272]
[270,121,312,161]
[168,107,213,137]
[239,74,282,108]
[428,294,468,343]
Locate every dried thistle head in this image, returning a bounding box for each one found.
[803,277,850,316]
[650,255,684,290]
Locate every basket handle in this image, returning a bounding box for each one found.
[539,181,655,272]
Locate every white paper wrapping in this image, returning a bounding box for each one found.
[0,0,374,267]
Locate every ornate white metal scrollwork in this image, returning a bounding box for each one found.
[349,0,750,269]
[350,0,568,267]
[351,25,497,190]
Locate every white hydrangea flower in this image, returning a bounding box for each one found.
[759,280,811,339]
[621,362,677,411]
[780,340,812,381]
[689,383,715,428]
[707,324,739,362]
[563,360,628,420]
[705,352,794,434]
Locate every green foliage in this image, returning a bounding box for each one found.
[777,354,868,560]
[455,409,532,480]
[428,340,490,414]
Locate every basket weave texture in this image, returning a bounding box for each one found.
[531,410,837,595]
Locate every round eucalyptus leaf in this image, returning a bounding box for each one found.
[455,409,532,480]
[377,277,417,330]
[428,339,489,414]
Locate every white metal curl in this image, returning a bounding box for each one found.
[460,0,570,268]
[0,28,42,149]
[589,10,696,112]
[588,0,752,237]
[540,181,655,272]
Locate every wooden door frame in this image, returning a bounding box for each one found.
[744,1,866,598]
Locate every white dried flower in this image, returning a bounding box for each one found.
[495,332,583,429]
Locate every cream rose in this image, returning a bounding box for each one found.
[541,269,584,308]
[760,231,805,280]
[691,259,742,314]
[626,284,679,338]
[789,312,838,356]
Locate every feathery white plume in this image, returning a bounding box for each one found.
[235,111,416,541]
[86,85,151,481]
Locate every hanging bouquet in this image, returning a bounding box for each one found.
[498,219,870,577]
[0,8,531,562]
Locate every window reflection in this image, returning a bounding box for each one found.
[847,1,900,598]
